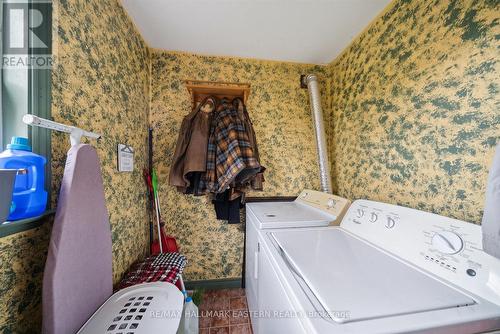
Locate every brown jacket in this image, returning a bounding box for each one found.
[168,97,215,192]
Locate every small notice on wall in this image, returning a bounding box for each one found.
[117,144,134,172]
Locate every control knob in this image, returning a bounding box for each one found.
[327,199,336,208]
[385,217,396,229]
[431,231,463,255]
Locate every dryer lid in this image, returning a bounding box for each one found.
[270,228,475,323]
[247,202,335,228]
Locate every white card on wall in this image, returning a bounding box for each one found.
[117,144,134,172]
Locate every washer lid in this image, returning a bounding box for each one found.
[270,228,475,323]
[248,202,335,229]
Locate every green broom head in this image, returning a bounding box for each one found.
[152,169,158,196]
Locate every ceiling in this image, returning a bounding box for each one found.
[121,0,391,65]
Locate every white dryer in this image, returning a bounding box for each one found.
[245,190,350,332]
[246,196,500,334]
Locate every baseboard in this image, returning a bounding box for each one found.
[184,278,242,290]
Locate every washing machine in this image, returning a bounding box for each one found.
[246,195,500,333]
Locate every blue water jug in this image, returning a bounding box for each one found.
[0,137,48,221]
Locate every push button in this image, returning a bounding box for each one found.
[466,269,476,277]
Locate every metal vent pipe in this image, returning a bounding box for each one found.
[302,74,332,194]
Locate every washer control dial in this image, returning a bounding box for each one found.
[431,231,464,255]
[327,199,336,208]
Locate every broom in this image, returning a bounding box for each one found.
[143,169,155,254]
[151,169,179,254]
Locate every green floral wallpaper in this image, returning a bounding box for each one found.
[1,0,498,332]
[0,0,151,332]
[325,0,499,224]
[150,50,325,280]
[51,0,150,284]
[0,217,52,333]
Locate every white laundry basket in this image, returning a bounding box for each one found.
[78,282,184,334]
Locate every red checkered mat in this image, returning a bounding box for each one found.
[117,252,187,290]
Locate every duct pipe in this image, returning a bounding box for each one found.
[302,74,332,194]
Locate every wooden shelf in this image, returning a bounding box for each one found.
[185,80,251,107]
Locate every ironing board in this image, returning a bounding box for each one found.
[43,144,188,334]
[43,144,113,334]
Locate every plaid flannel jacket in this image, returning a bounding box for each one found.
[203,103,261,194]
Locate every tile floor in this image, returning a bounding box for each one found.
[198,288,252,334]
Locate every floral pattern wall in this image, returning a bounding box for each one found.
[0,0,151,332]
[0,218,52,333]
[326,0,499,224]
[150,50,325,280]
[1,0,499,331]
[51,0,151,284]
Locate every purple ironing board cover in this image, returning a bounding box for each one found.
[43,144,112,334]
